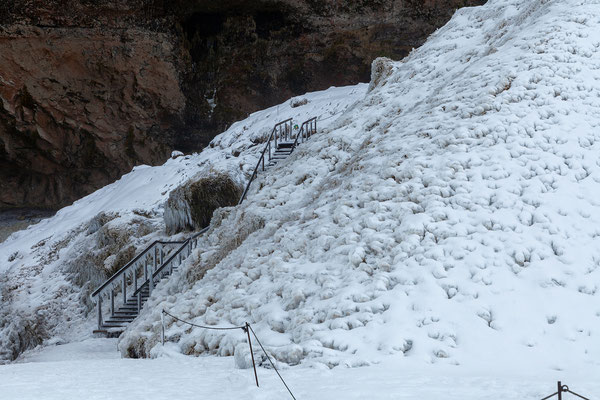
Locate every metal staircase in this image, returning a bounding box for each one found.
[91,116,317,335]
[91,229,206,335]
[239,116,317,204]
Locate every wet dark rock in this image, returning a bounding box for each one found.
[0,0,485,209]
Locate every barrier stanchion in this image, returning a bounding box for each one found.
[244,322,259,387]
[541,381,590,400]
[160,310,298,399]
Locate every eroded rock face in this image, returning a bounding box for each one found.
[0,0,485,209]
[0,22,185,208]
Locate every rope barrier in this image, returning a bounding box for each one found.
[248,324,298,400]
[162,309,245,330]
[540,381,590,400]
[161,310,298,400]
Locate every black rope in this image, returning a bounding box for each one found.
[161,310,298,399]
[540,383,591,400]
[248,324,298,400]
[540,392,558,400]
[566,389,591,400]
[162,310,245,331]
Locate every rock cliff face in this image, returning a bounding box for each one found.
[0,0,485,209]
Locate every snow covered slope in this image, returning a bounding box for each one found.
[0,84,367,362]
[120,0,600,372]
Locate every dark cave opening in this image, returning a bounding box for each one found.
[182,12,225,40]
[253,10,288,39]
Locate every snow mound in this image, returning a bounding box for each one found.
[121,0,600,371]
[0,84,367,362]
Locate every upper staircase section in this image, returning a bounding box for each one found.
[239,117,317,204]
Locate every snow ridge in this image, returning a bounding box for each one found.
[120,0,600,372]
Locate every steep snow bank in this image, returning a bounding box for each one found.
[0,84,367,362]
[121,0,600,372]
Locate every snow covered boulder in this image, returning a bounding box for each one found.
[368,57,394,92]
[163,173,243,235]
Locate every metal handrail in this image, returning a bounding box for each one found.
[290,117,317,153]
[191,226,209,239]
[92,227,209,301]
[93,227,210,331]
[134,227,206,296]
[91,239,185,299]
[132,239,190,296]
[238,118,293,204]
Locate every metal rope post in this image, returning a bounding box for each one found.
[161,310,165,346]
[245,322,259,387]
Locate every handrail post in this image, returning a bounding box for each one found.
[137,291,141,313]
[110,290,115,317]
[134,265,138,293]
[97,297,103,330]
[149,265,154,294]
[122,274,127,304]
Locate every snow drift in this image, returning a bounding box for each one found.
[120,0,600,372]
[0,84,366,362]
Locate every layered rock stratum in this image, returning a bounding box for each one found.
[0,0,484,209]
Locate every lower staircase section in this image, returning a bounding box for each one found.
[91,229,206,335]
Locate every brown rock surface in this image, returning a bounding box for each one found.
[0,0,485,209]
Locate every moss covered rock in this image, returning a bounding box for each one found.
[164,172,242,234]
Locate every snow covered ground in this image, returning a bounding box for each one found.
[3,0,600,394]
[0,84,367,362]
[120,0,600,373]
[1,338,599,400]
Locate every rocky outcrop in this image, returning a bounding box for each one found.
[0,0,485,209]
[164,173,242,234]
[0,21,185,209]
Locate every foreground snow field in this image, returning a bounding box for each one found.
[4,0,600,393]
[1,339,598,400]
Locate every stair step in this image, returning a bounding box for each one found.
[100,323,128,328]
[114,311,139,316]
[109,314,138,319]
[106,318,136,323]
[277,142,294,148]
[125,296,148,306]
[106,319,135,325]
[93,329,124,337]
[112,314,138,318]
